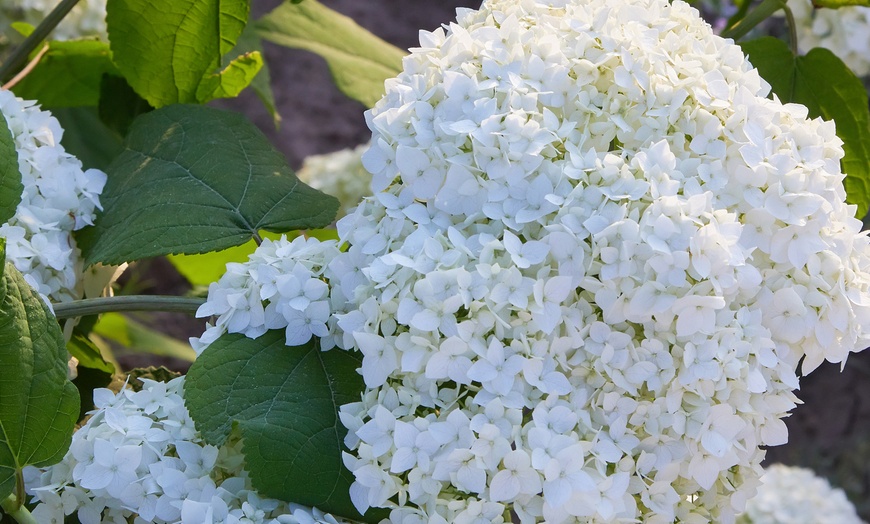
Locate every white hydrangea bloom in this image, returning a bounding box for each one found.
[297,143,373,219]
[191,235,342,355]
[787,0,870,77]
[27,377,351,524]
[326,0,870,521]
[0,89,106,303]
[738,464,865,524]
[190,0,870,521]
[0,0,106,41]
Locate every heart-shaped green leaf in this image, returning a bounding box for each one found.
[78,104,338,265]
[184,330,377,521]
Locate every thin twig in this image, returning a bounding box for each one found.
[2,43,49,90]
[0,0,81,82]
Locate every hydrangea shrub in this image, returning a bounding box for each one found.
[190,0,870,521]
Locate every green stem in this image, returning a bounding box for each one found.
[0,494,37,524]
[52,295,206,320]
[781,3,799,55]
[0,0,82,82]
[720,0,785,41]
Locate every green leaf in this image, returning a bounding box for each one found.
[0,109,23,226]
[50,107,124,171]
[195,51,264,104]
[742,37,870,216]
[78,104,338,266]
[92,312,197,363]
[106,0,259,107]
[98,75,154,138]
[11,39,117,107]
[184,331,372,521]
[67,333,115,374]
[0,252,79,500]
[256,0,405,108]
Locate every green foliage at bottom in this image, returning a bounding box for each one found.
[184,330,377,522]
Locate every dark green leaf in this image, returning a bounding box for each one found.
[184,331,371,520]
[11,39,117,107]
[742,37,870,216]
[78,104,338,265]
[51,107,124,171]
[106,0,260,107]
[0,247,79,500]
[256,0,405,108]
[0,109,23,226]
[98,75,154,138]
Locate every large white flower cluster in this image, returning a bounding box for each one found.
[0,0,106,41]
[27,377,348,524]
[0,89,106,303]
[330,0,870,521]
[191,235,341,354]
[787,0,870,77]
[738,464,864,524]
[296,143,373,219]
[192,0,870,521]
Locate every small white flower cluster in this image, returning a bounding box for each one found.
[787,0,870,77]
[192,235,342,354]
[190,0,870,521]
[27,377,349,524]
[738,464,865,524]
[0,89,106,303]
[296,143,373,219]
[0,0,106,41]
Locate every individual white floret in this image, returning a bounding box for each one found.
[738,464,865,524]
[0,89,106,303]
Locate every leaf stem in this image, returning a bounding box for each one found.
[0,494,37,524]
[720,0,785,41]
[0,0,82,82]
[52,295,206,320]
